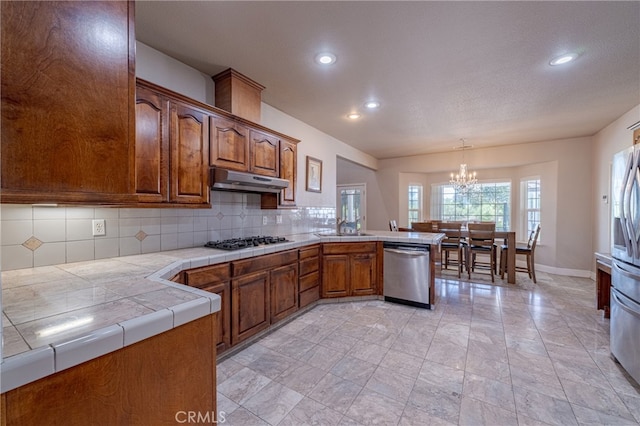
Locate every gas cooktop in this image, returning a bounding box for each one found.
[204,236,289,251]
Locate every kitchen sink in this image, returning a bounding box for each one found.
[315,232,373,237]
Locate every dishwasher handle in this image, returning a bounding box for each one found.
[384,248,429,257]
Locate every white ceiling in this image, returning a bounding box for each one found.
[135,1,640,159]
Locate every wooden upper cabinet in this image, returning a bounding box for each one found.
[1,1,136,204]
[135,85,169,203]
[249,130,279,177]
[170,101,210,204]
[210,116,249,171]
[279,139,298,206]
[135,80,209,206]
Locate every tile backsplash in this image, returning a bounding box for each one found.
[0,192,336,271]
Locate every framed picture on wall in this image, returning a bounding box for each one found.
[306,156,322,193]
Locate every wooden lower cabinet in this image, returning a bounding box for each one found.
[173,242,381,354]
[1,315,217,426]
[299,245,321,308]
[351,253,378,296]
[232,271,271,345]
[596,257,612,318]
[321,243,380,298]
[231,250,299,345]
[184,263,231,353]
[201,282,231,352]
[322,254,350,298]
[270,263,299,323]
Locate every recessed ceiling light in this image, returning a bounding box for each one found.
[549,53,579,66]
[347,113,361,119]
[364,101,380,109]
[315,53,336,65]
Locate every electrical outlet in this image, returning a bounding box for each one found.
[276,215,282,224]
[92,219,106,236]
[262,216,268,225]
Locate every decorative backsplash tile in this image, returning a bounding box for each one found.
[0,192,336,271]
[22,237,43,251]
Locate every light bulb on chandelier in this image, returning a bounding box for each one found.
[450,139,478,192]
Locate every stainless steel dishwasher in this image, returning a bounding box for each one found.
[383,242,431,309]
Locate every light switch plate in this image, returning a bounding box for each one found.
[262,216,268,225]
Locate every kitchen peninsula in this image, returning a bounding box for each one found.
[1,231,443,424]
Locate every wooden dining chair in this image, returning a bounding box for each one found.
[466,222,497,282]
[438,222,463,278]
[411,221,437,232]
[500,224,541,283]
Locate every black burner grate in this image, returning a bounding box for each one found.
[204,236,289,251]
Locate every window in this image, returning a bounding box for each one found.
[431,181,511,231]
[408,184,423,226]
[521,178,540,239]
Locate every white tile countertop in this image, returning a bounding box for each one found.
[0,230,443,392]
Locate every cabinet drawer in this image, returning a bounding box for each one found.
[233,249,297,276]
[299,271,319,292]
[322,242,377,255]
[299,257,319,276]
[184,263,230,288]
[300,286,319,308]
[299,245,320,260]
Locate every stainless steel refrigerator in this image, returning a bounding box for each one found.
[611,144,640,383]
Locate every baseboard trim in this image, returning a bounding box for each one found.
[535,264,592,279]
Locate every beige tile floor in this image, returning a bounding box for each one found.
[216,271,640,425]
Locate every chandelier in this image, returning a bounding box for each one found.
[449,139,477,193]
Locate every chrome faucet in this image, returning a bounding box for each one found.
[336,217,348,234]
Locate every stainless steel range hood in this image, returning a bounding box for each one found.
[210,167,289,194]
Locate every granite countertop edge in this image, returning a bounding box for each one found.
[1,230,444,392]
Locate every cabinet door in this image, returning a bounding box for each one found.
[1,1,136,204]
[249,130,279,177]
[210,116,249,171]
[135,85,169,203]
[351,253,377,296]
[279,139,297,206]
[322,255,350,298]
[199,281,231,353]
[169,102,210,205]
[232,271,270,345]
[270,263,299,323]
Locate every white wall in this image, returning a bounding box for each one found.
[136,42,214,105]
[592,104,640,256]
[373,137,593,273]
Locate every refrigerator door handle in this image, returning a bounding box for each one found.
[621,150,635,258]
[613,259,640,278]
[625,149,640,259]
[612,288,640,319]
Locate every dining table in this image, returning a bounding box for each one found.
[457,229,517,284]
